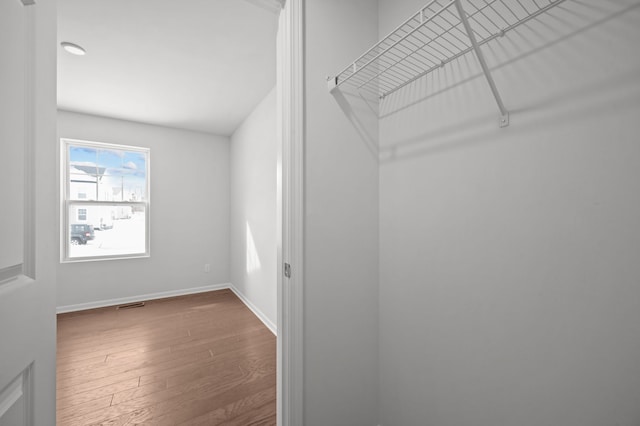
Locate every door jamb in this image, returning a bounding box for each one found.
[276,0,304,425]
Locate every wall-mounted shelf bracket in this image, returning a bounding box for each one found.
[453,0,509,127]
[499,113,509,128]
[327,75,339,92]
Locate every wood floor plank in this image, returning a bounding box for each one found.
[57,377,140,408]
[139,339,275,386]
[58,311,261,366]
[93,374,275,426]
[168,386,276,425]
[56,395,113,422]
[109,377,172,406]
[57,302,251,349]
[57,347,213,387]
[56,353,109,374]
[56,289,276,426]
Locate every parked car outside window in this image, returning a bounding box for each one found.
[70,224,95,245]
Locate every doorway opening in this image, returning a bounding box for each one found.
[54,0,304,424]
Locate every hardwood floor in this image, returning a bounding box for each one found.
[56,289,276,426]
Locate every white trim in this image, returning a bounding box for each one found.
[0,265,23,285]
[0,364,32,426]
[0,373,23,418]
[56,282,279,337]
[278,0,304,425]
[60,138,151,263]
[23,3,35,279]
[276,8,285,425]
[56,283,231,314]
[228,284,277,335]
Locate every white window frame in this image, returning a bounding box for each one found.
[61,138,150,262]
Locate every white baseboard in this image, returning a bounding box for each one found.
[229,284,277,336]
[56,283,231,314]
[56,282,278,336]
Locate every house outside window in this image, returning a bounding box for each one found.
[61,138,150,261]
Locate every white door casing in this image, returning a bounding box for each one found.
[0,0,57,425]
[276,0,304,425]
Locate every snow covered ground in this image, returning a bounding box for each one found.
[69,212,146,259]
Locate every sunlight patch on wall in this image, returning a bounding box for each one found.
[246,222,261,274]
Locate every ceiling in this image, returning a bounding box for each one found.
[57,0,278,136]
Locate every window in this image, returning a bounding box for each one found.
[61,138,150,261]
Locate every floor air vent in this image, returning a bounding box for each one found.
[117,302,145,310]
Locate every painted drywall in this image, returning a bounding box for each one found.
[377,1,640,425]
[230,87,278,332]
[57,110,230,308]
[304,1,380,425]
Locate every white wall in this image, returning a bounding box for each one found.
[230,87,277,332]
[303,1,380,425]
[57,110,230,308]
[377,1,640,426]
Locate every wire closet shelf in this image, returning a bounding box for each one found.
[328,0,568,127]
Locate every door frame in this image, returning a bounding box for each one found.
[44,0,306,422]
[276,0,304,425]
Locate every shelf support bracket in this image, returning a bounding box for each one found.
[454,0,509,128]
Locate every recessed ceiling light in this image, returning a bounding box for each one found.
[61,42,86,56]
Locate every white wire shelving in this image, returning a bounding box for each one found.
[328,0,569,127]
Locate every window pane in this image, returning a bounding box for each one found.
[68,204,146,259]
[68,146,100,201]
[69,144,147,202]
